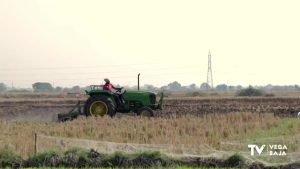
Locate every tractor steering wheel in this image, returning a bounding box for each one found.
[115,87,125,94]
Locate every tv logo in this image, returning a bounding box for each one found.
[248,144,287,156]
[248,144,266,156]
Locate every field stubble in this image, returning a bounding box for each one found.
[1,112,299,158]
[0,93,299,164]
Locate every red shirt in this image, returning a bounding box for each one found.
[103,83,113,91]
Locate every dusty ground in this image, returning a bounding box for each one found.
[0,93,299,121]
[0,99,74,121]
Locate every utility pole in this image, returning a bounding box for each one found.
[207,50,213,90]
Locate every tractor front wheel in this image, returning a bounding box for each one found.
[84,96,116,117]
[137,107,154,117]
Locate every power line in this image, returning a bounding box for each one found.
[0,64,204,76]
[0,62,161,71]
[3,71,203,82]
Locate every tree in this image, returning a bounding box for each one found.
[167,81,182,91]
[216,84,228,91]
[200,83,210,90]
[0,83,7,92]
[144,84,156,91]
[236,85,242,91]
[189,83,197,90]
[32,82,54,92]
[228,85,236,91]
[55,86,63,92]
[295,85,300,91]
[71,85,81,93]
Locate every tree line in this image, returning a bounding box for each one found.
[0,82,299,93]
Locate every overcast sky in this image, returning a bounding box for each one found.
[0,0,299,88]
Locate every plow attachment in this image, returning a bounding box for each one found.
[58,101,83,122]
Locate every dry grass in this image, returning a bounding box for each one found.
[1,112,296,158]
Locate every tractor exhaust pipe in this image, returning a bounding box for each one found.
[138,73,140,91]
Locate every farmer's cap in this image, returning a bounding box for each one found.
[104,78,110,83]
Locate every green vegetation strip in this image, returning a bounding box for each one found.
[1,148,299,169]
[23,167,237,169]
[248,118,300,139]
[0,147,250,168]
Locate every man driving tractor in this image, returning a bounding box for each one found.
[58,77,163,121]
[103,78,125,105]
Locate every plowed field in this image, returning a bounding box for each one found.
[0,95,299,121]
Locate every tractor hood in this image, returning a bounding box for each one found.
[123,90,163,110]
[123,90,156,99]
[123,90,156,105]
[125,90,156,95]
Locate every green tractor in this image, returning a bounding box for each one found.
[58,85,164,121]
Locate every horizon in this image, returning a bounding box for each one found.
[2,81,300,90]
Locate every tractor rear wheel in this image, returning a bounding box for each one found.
[137,107,154,117]
[84,95,116,117]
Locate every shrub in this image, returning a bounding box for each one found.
[132,151,165,167]
[103,151,130,167]
[225,153,245,167]
[186,91,207,97]
[26,149,60,167]
[237,86,263,96]
[64,147,89,167]
[137,151,161,159]
[264,93,275,97]
[64,147,88,160]
[0,148,22,168]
